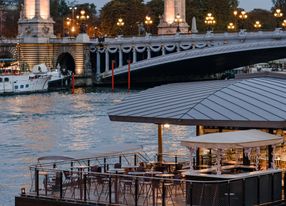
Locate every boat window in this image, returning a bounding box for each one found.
[0,78,2,82]
[20,85,24,89]
[15,85,18,89]
[26,84,29,88]
[4,77,9,82]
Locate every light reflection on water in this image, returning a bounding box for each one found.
[0,88,195,205]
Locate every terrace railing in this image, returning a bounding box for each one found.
[25,166,284,206]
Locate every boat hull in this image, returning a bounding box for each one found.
[0,74,50,94]
[48,76,71,91]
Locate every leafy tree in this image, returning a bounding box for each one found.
[0,0,18,7]
[246,9,275,31]
[186,0,238,32]
[272,0,286,13]
[146,0,164,34]
[51,0,70,36]
[99,0,147,36]
[0,0,19,37]
[272,0,285,27]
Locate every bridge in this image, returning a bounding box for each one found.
[89,29,286,84]
[1,29,286,85]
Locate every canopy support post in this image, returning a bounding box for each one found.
[255,147,260,171]
[268,129,274,169]
[268,146,273,169]
[195,125,204,168]
[271,145,276,169]
[188,147,196,173]
[158,124,163,163]
[243,149,250,165]
[216,149,222,175]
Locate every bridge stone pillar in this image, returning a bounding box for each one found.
[105,50,109,72]
[19,0,55,41]
[119,48,123,67]
[158,0,189,35]
[133,47,137,63]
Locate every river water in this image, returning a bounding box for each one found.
[0,88,195,205]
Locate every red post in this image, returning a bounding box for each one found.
[112,60,115,92]
[128,60,131,92]
[72,73,75,94]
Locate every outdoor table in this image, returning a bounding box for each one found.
[128,171,146,176]
[145,171,162,176]
[73,165,89,200]
[107,168,125,174]
[155,173,174,178]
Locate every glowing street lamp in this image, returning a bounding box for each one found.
[232,10,239,31]
[174,13,183,33]
[144,15,153,34]
[76,9,90,33]
[274,9,283,28]
[282,19,286,29]
[204,13,216,31]
[233,10,238,17]
[117,18,125,35]
[238,11,248,30]
[227,22,235,31]
[254,21,262,30]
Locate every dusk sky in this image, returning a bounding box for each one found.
[78,0,273,11]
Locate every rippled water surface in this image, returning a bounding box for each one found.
[0,88,195,205]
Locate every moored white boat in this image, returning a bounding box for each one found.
[0,72,50,94]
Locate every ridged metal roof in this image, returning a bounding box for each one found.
[108,76,286,129]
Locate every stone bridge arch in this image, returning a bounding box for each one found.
[55,45,85,75]
[56,47,76,73]
[56,52,76,73]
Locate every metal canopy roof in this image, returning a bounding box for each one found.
[108,76,286,129]
[181,130,283,149]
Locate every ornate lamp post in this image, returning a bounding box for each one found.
[76,9,90,33]
[282,19,286,29]
[116,18,125,35]
[254,21,262,30]
[144,15,153,34]
[64,17,71,36]
[227,22,235,32]
[204,13,216,31]
[274,9,283,28]
[233,10,238,31]
[238,11,248,30]
[69,7,77,36]
[174,13,183,33]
